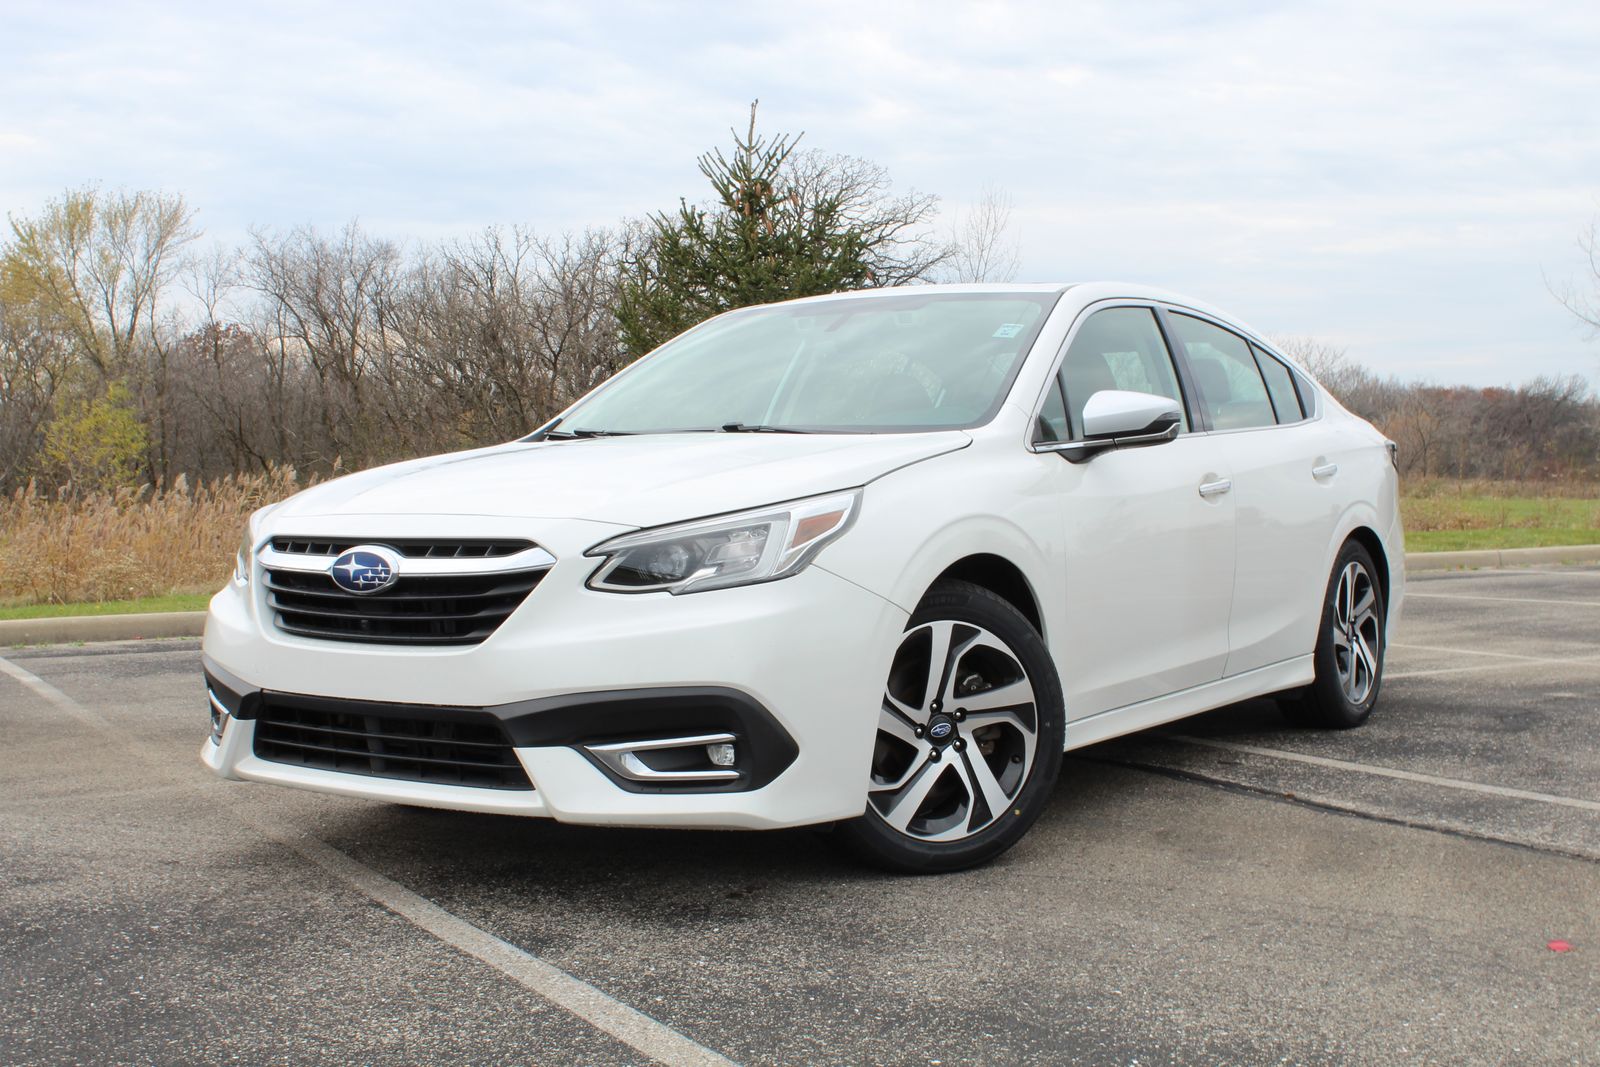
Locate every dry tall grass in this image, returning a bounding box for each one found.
[3,470,1596,608]
[0,469,304,606]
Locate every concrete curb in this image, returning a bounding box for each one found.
[3,543,1598,646]
[1404,543,1600,572]
[1,611,207,647]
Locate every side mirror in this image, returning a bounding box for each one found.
[1039,389,1182,463]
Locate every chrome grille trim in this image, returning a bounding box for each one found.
[259,543,556,576]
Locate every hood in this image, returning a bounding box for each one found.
[271,432,970,529]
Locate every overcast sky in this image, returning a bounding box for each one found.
[5,0,1599,385]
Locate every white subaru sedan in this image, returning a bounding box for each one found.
[202,283,1402,872]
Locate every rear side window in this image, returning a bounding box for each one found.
[1168,314,1275,431]
[1251,343,1304,422]
[1291,369,1318,415]
[1054,307,1189,438]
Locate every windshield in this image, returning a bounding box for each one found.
[545,292,1059,435]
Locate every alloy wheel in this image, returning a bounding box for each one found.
[1332,560,1380,705]
[869,620,1039,842]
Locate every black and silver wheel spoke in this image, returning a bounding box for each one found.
[875,758,947,834]
[1332,561,1380,704]
[954,747,1014,826]
[869,619,1039,843]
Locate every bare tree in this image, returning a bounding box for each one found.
[781,147,952,286]
[1553,214,1600,339]
[388,226,623,450]
[1,187,196,379]
[244,223,403,466]
[0,296,73,488]
[1271,334,1403,423]
[948,186,1021,283]
[2,187,199,485]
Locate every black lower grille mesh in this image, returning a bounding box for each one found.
[265,568,544,645]
[253,699,532,790]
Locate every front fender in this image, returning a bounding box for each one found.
[815,445,1061,637]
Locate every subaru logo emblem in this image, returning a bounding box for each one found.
[928,720,954,741]
[329,546,399,595]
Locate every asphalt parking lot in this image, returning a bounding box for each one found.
[2,566,1597,1066]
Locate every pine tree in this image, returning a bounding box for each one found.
[616,102,875,357]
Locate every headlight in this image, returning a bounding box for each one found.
[586,490,861,595]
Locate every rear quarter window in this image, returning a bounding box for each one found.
[1251,344,1305,423]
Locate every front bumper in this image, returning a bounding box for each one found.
[202,542,907,830]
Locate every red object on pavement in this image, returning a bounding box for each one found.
[1547,940,1573,952]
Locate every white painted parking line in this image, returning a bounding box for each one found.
[1406,592,1600,608]
[1166,734,1600,813]
[1390,661,1580,681]
[1388,655,1600,680]
[246,818,738,1067]
[0,652,737,1067]
[1391,642,1565,662]
[1395,643,1568,659]
[1386,643,1600,679]
[0,655,117,733]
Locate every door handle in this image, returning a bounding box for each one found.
[1312,462,1338,479]
[1197,478,1232,498]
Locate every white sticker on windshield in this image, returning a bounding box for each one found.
[993,323,1024,338]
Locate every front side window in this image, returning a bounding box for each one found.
[1053,307,1189,438]
[1168,314,1275,431]
[548,293,1057,434]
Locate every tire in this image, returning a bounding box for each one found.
[835,579,1065,873]
[1281,541,1386,729]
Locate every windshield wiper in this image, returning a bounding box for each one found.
[541,428,635,439]
[716,423,813,434]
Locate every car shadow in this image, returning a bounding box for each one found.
[228,700,1302,906]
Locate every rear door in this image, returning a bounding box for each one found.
[1035,305,1236,717]
[1162,310,1338,675]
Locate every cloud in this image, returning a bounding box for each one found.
[2,0,1598,383]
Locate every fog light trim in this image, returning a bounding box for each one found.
[584,733,742,783]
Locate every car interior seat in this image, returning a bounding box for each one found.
[1191,357,1274,429]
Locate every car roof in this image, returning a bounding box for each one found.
[763,283,1277,353]
[770,281,1233,317]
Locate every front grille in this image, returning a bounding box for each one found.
[265,568,545,645]
[253,699,532,790]
[270,537,533,559]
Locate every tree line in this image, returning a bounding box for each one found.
[0,105,1027,493]
[3,103,1597,493]
[1279,339,1600,482]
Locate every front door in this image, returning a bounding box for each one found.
[1034,305,1236,718]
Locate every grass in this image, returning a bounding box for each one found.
[0,592,213,621]
[1401,479,1600,552]
[0,469,303,606]
[0,472,1594,619]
